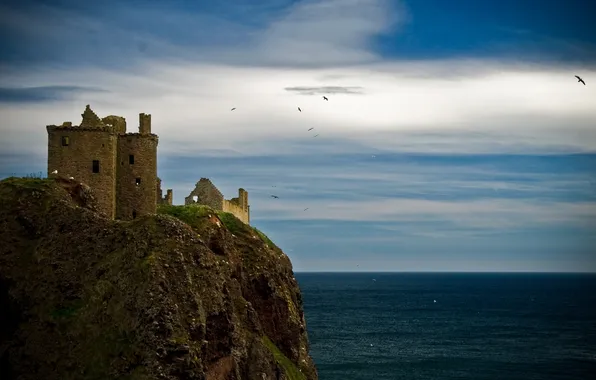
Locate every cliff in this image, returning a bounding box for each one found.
[0,177,318,380]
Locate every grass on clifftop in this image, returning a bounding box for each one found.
[157,204,279,251]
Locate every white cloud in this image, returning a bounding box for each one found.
[2,60,596,158]
[250,196,596,227]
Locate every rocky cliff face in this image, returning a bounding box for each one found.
[0,177,318,380]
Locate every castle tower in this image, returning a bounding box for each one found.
[115,113,158,220]
[46,105,119,219]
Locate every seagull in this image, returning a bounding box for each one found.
[308,127,314,131]
[298,107,302,112]
[575,75,586,85]
[313,134,319,137]
[231,107,236,111]
[51,170,58,174]
[303,208,309,211]
[271,195,279,199]
[69,176,74,180]
[323,96,328,101]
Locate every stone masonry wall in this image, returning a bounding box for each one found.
[116,133,158,220]
[222,199,249,224]
[47,126,118,219]
[184,178,224,210]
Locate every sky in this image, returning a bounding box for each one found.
[0,0,595,272]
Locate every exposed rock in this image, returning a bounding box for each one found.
[0,177,317,380]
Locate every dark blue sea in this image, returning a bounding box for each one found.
[295,272,596,380]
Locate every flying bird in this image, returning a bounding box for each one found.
[271,195,279,199]
[304,208,309,211]
[308,127,314,131]
[313,134,319,137]
[231,107,236,111]
[575,75,585,85]
[323,96,328,101]
[298,107,302,112]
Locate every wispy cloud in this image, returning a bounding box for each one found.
[0,86,108,103]
[284,86,364,95]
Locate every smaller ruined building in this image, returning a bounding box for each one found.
[185,178,250,224]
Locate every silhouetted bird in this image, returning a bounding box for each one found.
[298,107,302,112]
[271,195,279,199]
[308,127,314,131]
[323,96,328,101]
[304,208,309,211]
[313,134,319,137]
[575,75,586,85]
[231,107,236,111]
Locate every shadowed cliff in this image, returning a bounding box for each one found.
[0,177,317,380]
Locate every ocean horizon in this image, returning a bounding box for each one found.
[296,272,596,380]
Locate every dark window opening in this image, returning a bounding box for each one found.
[135,178,141,186]
[92,160,99,173]
[61,136,69,146]
[132,210,137,219]
[102,144,105,147]
[129,154,134,164]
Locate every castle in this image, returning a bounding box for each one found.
[46,105,250,224]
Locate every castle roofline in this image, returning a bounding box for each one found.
[46,124,117,133]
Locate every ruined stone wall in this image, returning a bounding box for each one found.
[156,177,163,203]
[101,115,127,134]
[222,199,250,224]
[164,189,173,205]
[47,126,118,219]
[156,177,174,206]
[116,133,158,220]
[184,178,224,210]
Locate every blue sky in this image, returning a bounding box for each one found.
[1,0,595,272]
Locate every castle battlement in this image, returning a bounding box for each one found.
[46,105,171,220]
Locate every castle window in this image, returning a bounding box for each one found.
[129,154,134,164]
[92,160,100,173]
[61,136,69,146]
[132,210,137,219]
[136,178,141,186]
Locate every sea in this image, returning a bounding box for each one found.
[295,272,596,380]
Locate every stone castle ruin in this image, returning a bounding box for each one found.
[46,105,250,224]
[184,178,250,224]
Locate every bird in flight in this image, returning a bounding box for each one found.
[231,107,236,111]
[308,127,314,131]
[575,75,586,85]
[323,96,328,101]
[271,195,279,199]
[304,208,309,211]
[313,134,319,137]
[298,107,302,112]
